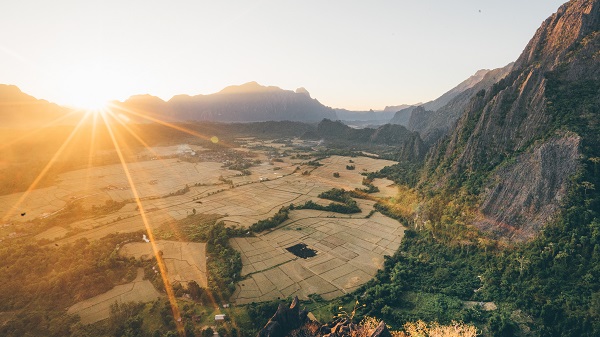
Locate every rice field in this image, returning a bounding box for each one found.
[5,143,404,307]
[230,211,404,304]
[67,269,161,324]
[120,240,208,287]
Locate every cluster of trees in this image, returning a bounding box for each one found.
[365,161,422,188]
[249,206,291,232]
[163,184,191,197]
[359,177,380,193]
[295,188,361,214]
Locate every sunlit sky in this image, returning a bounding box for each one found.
[0,0,565,110]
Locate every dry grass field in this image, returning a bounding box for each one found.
[67,269,161,324]
[120,240,208,287]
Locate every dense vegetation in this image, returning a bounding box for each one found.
[0,233,140,337]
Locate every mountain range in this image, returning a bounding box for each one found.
[112,82,337,123]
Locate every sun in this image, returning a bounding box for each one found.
[59,62,121,112]
[76,99,110,112]
[67,93,111,112]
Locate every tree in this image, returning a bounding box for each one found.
[187,280,204,301]
[581,181,595,197]
[202,327,214,337]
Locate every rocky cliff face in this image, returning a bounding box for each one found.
[407,63,513,146]
[425,0,600,239]
[477,134,581,240]
[114,82,337,123]
[389,65,513,146]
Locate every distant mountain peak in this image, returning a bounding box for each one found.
[123,94,166,105]
[218,81,281,94]
[295,87,310,98]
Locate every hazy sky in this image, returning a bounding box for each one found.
[0,0,565,110]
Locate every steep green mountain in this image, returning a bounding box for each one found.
[348,1,600,336]
[389,69,493,127]
[424,0,599,240]
[113,82,337,123]
[409,64,514,146]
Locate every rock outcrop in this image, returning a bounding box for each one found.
[257,298,393,337]
[477,134,581,240]
[258,297,309,337]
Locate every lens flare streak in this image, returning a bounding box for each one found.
[99,111,184,335]
[1,112,90,222]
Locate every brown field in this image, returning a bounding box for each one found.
[67,269,161,324]
[230,211,404,304]
[120,240,208,287]
[34,226,69,241]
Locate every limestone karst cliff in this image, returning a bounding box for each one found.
[424,0,600,240]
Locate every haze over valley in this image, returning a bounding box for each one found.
[1,1,598,337]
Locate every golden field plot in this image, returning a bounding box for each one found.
[0,159,238,223]
[46,153,397,245]
[307,156,396,191]
[58,159,237,202]
[51,211,175,245]
[371,178,398,198]
[120,240,208,287]
[230,211,404,304]
[67,269,161,324]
